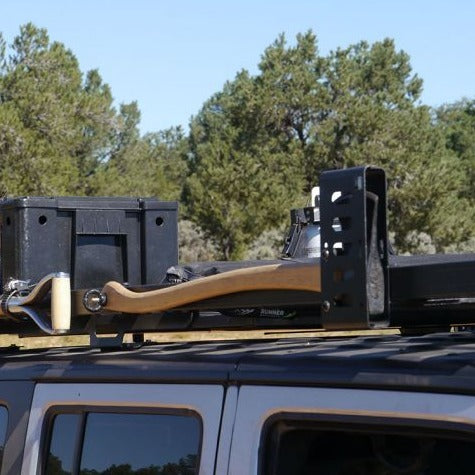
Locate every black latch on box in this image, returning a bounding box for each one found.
[0,197,178,290]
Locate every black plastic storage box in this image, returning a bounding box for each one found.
[0,197,178,289]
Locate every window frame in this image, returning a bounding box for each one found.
[42,405,203,475]
[260,412,475,474]
[0,381,34,475]
[227,385,475,473]
[21,383,224,475]
[0,405,8,473]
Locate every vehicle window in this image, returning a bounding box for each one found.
[0,406,7,468]
[263,419,475,475]
[45,414,82,475]
[45,411,200,475]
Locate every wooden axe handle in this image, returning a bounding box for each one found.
[102,261,321,314]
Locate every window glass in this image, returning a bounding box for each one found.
[45,414,81,475]
[80,413,200,474]
[263,420,475,475]
[45,411,200,475]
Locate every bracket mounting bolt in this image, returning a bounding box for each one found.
[83,289,107,313]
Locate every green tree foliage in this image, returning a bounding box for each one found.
[91,123,188,200]
[245,228,286,260]
[0,23,117,195]
[185,70,306,260]
[436,99,475,200]
[1,24,473,259]
[178,220,218,263]
[185,32,473,256]
[0,24,186,205]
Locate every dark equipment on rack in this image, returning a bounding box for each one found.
[0,196,178,290]
[0,166,474,340]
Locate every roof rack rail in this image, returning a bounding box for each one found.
[0,166,473,338]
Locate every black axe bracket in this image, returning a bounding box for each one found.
[320,166,389,329]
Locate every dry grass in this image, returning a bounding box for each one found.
[0,328,400,350]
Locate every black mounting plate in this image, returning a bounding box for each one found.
[320,166,389,330]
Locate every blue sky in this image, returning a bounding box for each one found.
[2,0,474,134]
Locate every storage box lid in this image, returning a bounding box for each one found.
[0,197,177,211]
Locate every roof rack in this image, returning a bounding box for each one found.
[0,166,474,344]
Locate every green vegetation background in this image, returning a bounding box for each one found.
[1,24,474,260]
